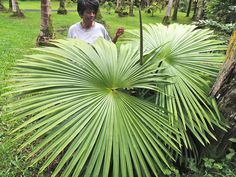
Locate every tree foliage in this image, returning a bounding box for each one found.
[206,0,236,23]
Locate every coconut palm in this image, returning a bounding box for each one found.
[36,0,54,46]
[11,0,24,17]
[6,39,180,176]
[162,0,174,24]
[125,24,226,150]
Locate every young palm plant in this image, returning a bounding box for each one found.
[5,39,181,176]
[126,24,226,152]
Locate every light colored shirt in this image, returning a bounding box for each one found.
[67,22,111,44]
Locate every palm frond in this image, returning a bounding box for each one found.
[6,38,180,176]
[126,24,226,149]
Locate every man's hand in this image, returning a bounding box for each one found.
[115,27,124,38]
[112,27,124,43]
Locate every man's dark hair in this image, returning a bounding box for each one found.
[77,0,99,16]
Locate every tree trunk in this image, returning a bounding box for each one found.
[129,0,134,16]
[11,0,24,17]
[0,0,6,11]
[36,0,55,46]
[172,0,180,21]
[195,0,205,20]
[192,0,197,20]
[8,0,12,11]
[186,0,192,17]
[202,29,236,158]
[115,0,121,13]
[57,0,67,15]
[162,0,174,25]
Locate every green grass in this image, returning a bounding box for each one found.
[0,2,192,176]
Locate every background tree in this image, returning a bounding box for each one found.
[140,0,148,8]
[11,0,24,17]
[116,0,129,17]
[172,0,181,21]
[129,0,134,16]
[145,0,167,17]
[194,0,235,40]
[178,0,188,12]
[8,0,12,11]
[0,0,6,11]
[192,0,197,20]
[204,28,236,158]
[103,1,114,14]
[115,0,122,12]
[162,0,174,24]
[206,0,236,24]
[145,2,161,17]
[186,0,192,17]
[195,0,206,20]
[36,0,55,46]
[57,0,67,15]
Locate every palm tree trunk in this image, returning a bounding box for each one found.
[203,29,236,158]
[195,0,205,20]
[12,0,16,12]
[57,0,67,15]
[192,0,197,20]
[129,0,134,16]
[186,0,192,17]
[36,0,55,46]
[8,0,12,11]
[172,0,180,21]
[162,0,174,25]
[11,0,24,17]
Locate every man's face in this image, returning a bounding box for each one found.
[82,9,96,25]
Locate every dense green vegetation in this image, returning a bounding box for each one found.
[206,0,236,24]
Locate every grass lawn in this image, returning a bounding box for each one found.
[0,1,192,176]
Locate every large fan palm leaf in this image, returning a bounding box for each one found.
[5,39,180,176]
[126,24,226,148]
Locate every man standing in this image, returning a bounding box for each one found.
[68,0,124,44]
